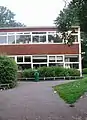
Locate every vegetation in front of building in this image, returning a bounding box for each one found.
[0,55,18,88]
[22,66,80,78]
[82,68,87,74]
[54,76,87,104]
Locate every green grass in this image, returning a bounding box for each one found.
[54,75,87,104]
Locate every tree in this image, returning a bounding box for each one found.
[55,0,87,68]
[0,6,25,27]
[55,0,79,32]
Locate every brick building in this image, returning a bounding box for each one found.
[0,26,82,76]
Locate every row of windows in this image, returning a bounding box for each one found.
[17,63,79,70]
[0,32,78,44]
[10,55,79,63]
[9,55,79,70]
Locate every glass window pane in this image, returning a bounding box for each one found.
[39,35,46,42]
[8,33,15,35]
[0,32,7,35]
[24,56,31,62]
[57,56,63,62]
[17,56,23,62]
[48,34,62,43]
[33,56,47,63]
[32,36,39,43]
[16,35,31,44]
[65,55,79,62]
[49,56,55,62]
[8,36,15,44]
[0,36,7,44]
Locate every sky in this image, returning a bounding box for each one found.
[0,0,66,26]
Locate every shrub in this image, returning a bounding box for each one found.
[22,69,34,78]
[83,68,87,74]
[0,55,18,88]
[38,66,55,77]
[22,67,80,79]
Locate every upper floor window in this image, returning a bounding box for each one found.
[16,35,31,44]
[48,32,62,43]
[8,35,15,44]
[0,36,7,44]
[0,32,7,35]
[32,35,46,43]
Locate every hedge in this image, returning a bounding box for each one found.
[83,68,87,74]
[22,66,80,78]
[0,55,18,88]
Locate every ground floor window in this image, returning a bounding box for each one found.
[8,54,80,70]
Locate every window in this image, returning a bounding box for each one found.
[33,64,47,69]
[49,63,56,66]
[65,55,79,62]
[56,63,63,67]
[8,33,15,35]
[18,64,31,70]
[57,56,63,62]
[17,56,23,62]
[33,56,47,63]
[39,35,46,42]
[24,56,31,62]
[16,35,31,44]
[32,35,46,43]
[48,32,62,43]
[0,32,7,35]
[0,36,7,44]
[49,56,55,62]
[8,35,15,44]
[65,63,79,69]
[32,36,39,43]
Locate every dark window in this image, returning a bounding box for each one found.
[17,57,23,62]
[24,56,31,62]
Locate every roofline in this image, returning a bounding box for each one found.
[0,26,57,30]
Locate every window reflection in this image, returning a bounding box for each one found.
[0,36,7,44]
[8,36,15,44]
[16,35,31,44]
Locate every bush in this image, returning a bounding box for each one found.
[22,66,80,78]
[83,68,87,74]
[0,55,18,88]
[22,69,34,78]
[38,66,55,77]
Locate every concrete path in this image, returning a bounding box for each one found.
[0,81,87,120]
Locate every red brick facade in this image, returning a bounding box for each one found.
[0,44,79,55]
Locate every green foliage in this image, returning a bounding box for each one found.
[38,67,55,77]
[0,55,18,88]
[55,0,87,68]
[22,67,80,78]
[54,77,87,104]
[55,1,79,32]
[83,68,87,74]
[22,69,34,78]
[0,6,25,27]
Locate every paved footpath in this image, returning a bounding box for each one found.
[0,81,87,120]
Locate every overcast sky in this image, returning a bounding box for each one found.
[0,0,65,26]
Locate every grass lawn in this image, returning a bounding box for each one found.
[54,75,87,104]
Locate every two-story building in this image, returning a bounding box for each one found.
[0,26,82,76]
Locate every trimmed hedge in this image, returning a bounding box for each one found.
[0,55,18,88]
[83,68,87,74]
[22,66,80,78]
[22,69,34,78]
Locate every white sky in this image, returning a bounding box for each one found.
[0,0,65,26]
